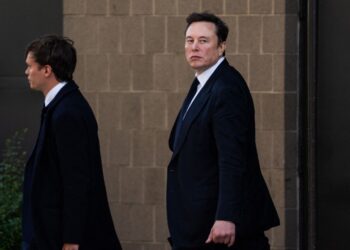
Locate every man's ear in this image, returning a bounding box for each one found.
[43,65,53,77]
[219,41,226,56]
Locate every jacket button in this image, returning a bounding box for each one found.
[169,168,175,172]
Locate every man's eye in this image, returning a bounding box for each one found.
[199,40,207,43]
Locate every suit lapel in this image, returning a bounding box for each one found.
[171,59,229,157]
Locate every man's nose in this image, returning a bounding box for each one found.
[191,41,199,50]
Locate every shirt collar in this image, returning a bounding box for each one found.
[44,81,67,107]
[195,57,225,87]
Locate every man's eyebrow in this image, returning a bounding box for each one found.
[185,35,210,39]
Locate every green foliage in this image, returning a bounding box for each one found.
[0,129,27,250]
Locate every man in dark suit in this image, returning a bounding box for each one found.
[22,35,122,250]
[167,12,280,250]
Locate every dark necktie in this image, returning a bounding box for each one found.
[173,78,199,150]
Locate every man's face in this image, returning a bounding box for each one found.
[185,21,226,74]
[25,52,48,93]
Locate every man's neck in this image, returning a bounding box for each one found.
[195,57,225,77]
[42,81,60,97]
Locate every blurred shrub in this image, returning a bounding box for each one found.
[0,129,27,250]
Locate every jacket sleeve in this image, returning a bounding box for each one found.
[53,110,91,244]
[211,82,251,224]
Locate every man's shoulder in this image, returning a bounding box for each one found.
[50,89,92,120]
[221,61,245,80]
[209,62,251,103]
[214,66,247,91]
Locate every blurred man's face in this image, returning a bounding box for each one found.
[185,21,226,74]
[25,52,48,93]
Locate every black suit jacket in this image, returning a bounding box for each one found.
[23,81,122,250]
[167,59,280,248]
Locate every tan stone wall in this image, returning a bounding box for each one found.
[64,0,299,249]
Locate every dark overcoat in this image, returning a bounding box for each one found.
[23,81,122,250]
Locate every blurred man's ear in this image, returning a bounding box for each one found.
[219,41,226,56]
[43,65,53,77]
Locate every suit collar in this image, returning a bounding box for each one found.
[171,59,229,156]
[196,56,225,86]
[44,81,67,107]
[45,80,79,112]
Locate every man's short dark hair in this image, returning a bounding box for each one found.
[25,35,77,82]
[185,12,229,44]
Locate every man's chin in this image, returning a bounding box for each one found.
[190,65,206,74]
[190,63,202,70]
[29,83,38,91]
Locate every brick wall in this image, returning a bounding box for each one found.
[64,0,299,249]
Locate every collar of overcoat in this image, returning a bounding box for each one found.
[45,80,79,113]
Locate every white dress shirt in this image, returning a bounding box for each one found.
[183,57,225,117]
[44,82,67,107]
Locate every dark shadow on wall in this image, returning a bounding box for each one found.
[314,1,350,249]
[299,1,350,250]
[299,0,317,249]
[283,0,300,249]
[0,0,62,159]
